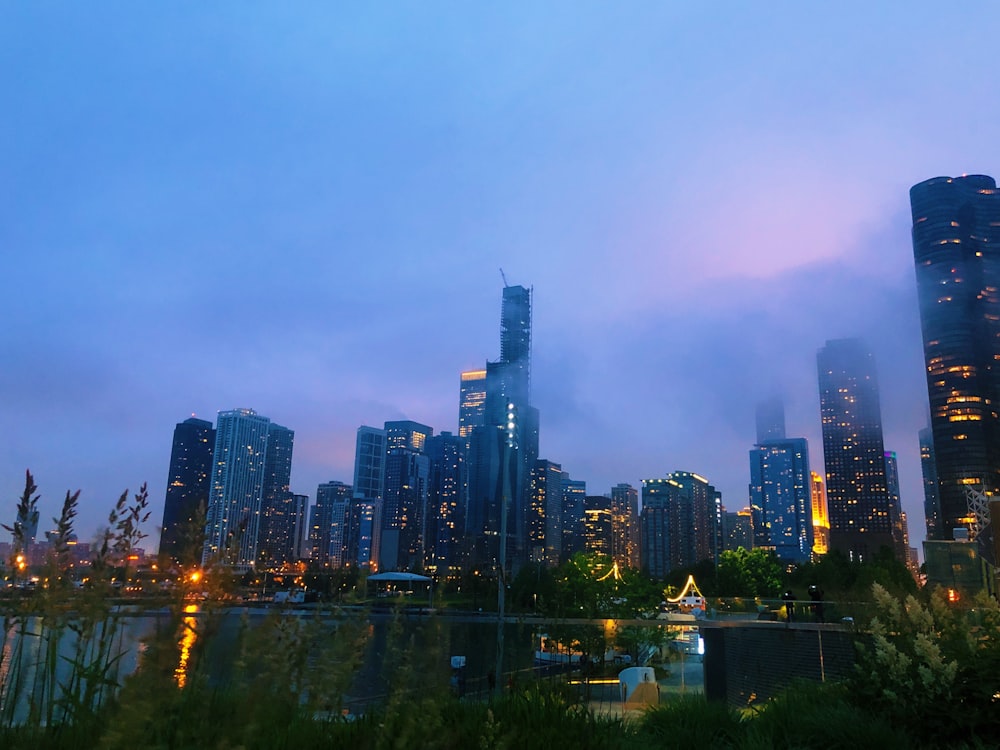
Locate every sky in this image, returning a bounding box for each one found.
[3,3,999,555]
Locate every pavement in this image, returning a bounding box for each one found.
[584,655,704,719]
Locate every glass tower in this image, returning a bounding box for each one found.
[910,175,1000,541]
[817,339,894,561]
[159,417,216,563]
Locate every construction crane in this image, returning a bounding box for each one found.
[500,268,509,288]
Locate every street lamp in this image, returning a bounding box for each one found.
[495,403,517,696]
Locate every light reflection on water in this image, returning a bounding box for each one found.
[174,604,200,688]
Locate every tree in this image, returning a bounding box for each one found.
[715,548,782,597]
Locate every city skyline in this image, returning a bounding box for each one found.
[6,5,1000,552]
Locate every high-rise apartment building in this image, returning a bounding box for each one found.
[160,417,215,564]
[531,459,563,566]
[459,370,487,439]
[352,426,386,569]
[202,409,291,570]
[583,495,614,557]
[810,471,830,556]
[311,481,352,567]
[611,483,640,568]
[257,423,296,568]
[640,472,722,577]
[910,175,1000,542]
[749,437,813,562]
[424,431,466,577]
[748,399,814,562]
[722,508,754,552]
[817,339,894,560]
[560,476,587,560]
[380,420,432,571]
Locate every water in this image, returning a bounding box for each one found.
[1,605,695,723]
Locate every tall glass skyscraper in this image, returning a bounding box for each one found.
[817,339,893,561]
[202,408,293,570]
[467,282,539,570]
[910,175,1000,541]
[749,437,813,563]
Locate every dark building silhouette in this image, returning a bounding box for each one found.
[640,472,722,577]
[883,450,908,561]
[424,431,466,577]
[919,426,942,541]
[380,420,432,571]
[257,423,296,568]
[311,480,352,567]
[583,495,614,557]
[910,175,1000,542]
[817,339,894,561]
[611,483,640,568]
[159,417,215,564]
[352,426,386,569]
[466,282,539,571]
[560,475,587,560]
[531,459,564,566]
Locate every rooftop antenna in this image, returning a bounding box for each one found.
[499,267,509,288]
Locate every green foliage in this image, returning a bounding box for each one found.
[848,583,1000,746]
[788,548,917,601]
[636,693,743,748]
[742,681,909,750]
[715,547,783,597]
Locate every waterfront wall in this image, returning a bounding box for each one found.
[702,622,858,708]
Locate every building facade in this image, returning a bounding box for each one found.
[817,339,894,561]
[749,438,813,563]
[160,417,215,564]
[202,409,284,570]
[910,175,1000,543]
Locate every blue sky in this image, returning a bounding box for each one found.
[3,3,999,552]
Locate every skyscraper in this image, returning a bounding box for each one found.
[583,495,614,557]
[748,397,812,562]
[910,175,1000,542]
[532,459,563,566]
[610,483,640,568]
[749,437,813,562]
[560,475,587,560]
[257,423,296,568]
[810,471,830,556]
[919,426,942,540]
[311,481,353,567]
[202,409,291,570]
[352,426,386,568]
[159,417,215,564]
[884,451,907,561]
[380,420,432,571]
[817,339,894,560]
[640,472,722,576]
[466,282,539,571]
[459,369,487,439]
[424,431,466,577]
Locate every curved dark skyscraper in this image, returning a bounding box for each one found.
[159,417,215,564]
[910,175,1000,541]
